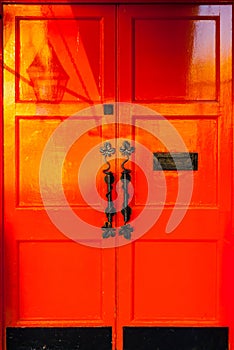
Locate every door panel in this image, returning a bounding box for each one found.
[118,5,221,103]
[117,4,233,350]
[4,3,116,338]
[134,18,217,101]
[19,242,103,320]
[134,118,217,207]
[132,241,217,320]
[16,6,114,103]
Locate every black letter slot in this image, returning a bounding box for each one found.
[153,152,198,171]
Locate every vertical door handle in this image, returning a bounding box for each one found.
[100,141,135,240]
[119,141,135,240]
[100,142,116,238]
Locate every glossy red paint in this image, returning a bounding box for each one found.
[2,3,234,350]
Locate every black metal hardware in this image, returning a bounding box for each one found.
[103,104,114,115]
[153,152,198,171]
[119,141,135,240]
[120,169,132,224]
[100,142,116,238]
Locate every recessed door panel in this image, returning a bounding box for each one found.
[132,241,217,320]
[19,242,103,320]
[15,5,114,103]
[134,18,217,101]
[18,18,102,103]
[133,117,218,207]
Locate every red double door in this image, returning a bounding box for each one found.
[3,3,234,350]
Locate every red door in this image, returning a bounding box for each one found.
[3,4,116,348]
[117,5,234,349]
[3,3,234,350]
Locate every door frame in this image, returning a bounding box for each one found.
[0,1,233,350]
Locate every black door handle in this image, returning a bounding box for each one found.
[100,142,116,238]
[100,141,135,240]
[119,141,135,240]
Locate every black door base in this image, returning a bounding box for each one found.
[7,326,229,350]
[123,327,228,350]
[7,327,112,350]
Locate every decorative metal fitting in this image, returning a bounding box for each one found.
[119,224,134,240]
[100,142,116,160]
[120,140,135,158]
[120,140,135,170]
[119,140,135,239]
[102,223,116,239]
[100,142,116,238]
